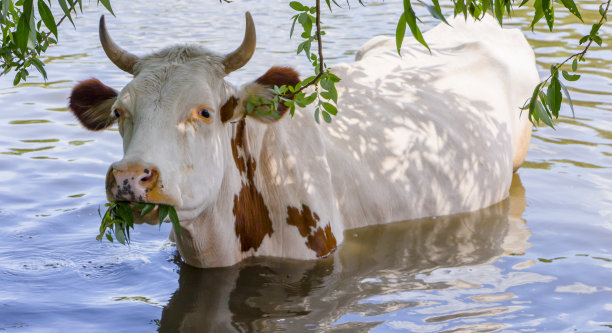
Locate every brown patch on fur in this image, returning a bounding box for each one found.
[220,96,238,123]
[230,119,247,174]
[255,66,300,116]
[231,119,274,252]
[69,78,118,131]
[286,204,337,258]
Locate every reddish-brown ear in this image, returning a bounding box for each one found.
[69,78,118,131]
[222,67,300,124]
[220,96,238,123]
[255,66,300,115]
[255,66,301,90]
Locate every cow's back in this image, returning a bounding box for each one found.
[319,16,537,229]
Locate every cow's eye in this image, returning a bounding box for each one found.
[113,108,121,118]
[199,109,211,118]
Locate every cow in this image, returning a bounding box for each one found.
[68,12,537,268]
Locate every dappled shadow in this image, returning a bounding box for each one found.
[158,175,530,332]
[323,55,517,229]
[318,17,540,230]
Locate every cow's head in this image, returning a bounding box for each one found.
[69,13,299,223]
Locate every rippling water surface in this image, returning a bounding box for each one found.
[0,0,611,331]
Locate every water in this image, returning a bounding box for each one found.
[0,0,610,331]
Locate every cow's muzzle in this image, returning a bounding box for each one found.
[106,162,174,206]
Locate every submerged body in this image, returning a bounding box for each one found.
[69,14,536,268]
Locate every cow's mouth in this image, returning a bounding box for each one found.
[125,202,162,225]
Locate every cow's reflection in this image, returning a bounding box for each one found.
[159,174,529,332]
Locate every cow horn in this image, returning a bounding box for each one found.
[223,12,256,74]
[99,15,139,74]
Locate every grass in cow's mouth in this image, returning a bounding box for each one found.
[97,202,182,245]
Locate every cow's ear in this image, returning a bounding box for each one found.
[221,66,300,124]
[69,78,118,131]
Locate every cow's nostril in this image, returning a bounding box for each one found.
[138,168,158,187]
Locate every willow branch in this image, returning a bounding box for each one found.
[578,0,610,61]
[40,0,79,45]
[293,0,325,96]
[532,0,610,90]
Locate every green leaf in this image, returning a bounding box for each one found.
[298,13,312,36]
[572,58,578,71]
[454,0,464,17]
[290,15,298,38]
[321,102,337,115]
[297,40,306,54]
[168,206,182,239]
[158,205,169,227]
[589,23,601,37]
[15,0,34,53]
[592,36,602,46]
[57,0,75,27]
[324,0,332,11]
[321,110,332,123]
[535,100,554,128]
[404,4,430,52]
[531,0,544,30]
[481,0,491,16]
[314,107,320,124]
[561,70,580,81]
[31,57,47,80]
[115,225,126,245]
[395,13,406,55]
[98,0,114,15]
[38,0,57,37]
[117,202,134,227]
[546,77,562,118]
[538,90,547,106]
[140,203,155,217]
[465,0,472,18]
[290,1,306,11]
[528,82,544,123]
[1,0,12,24]
[560,0,582,21]
[132,203,146,210]
[304,92,317,104]
[543,4,554,32]
[559,81,575,117]
[469,1,479,19]
[105,232,113,242]
[12,71,21,86]
[419,0,449,25]
[505,0,512,17]
[327,72,341,82]
[494,0,503,25]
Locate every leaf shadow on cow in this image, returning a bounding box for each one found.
[158,174,530,332]
[325,61,516,230]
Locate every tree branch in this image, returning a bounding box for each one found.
[40,0,79,45]
[293,0,324,96]
[578,0,610,61]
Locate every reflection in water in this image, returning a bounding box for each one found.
[159,175,531,332]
